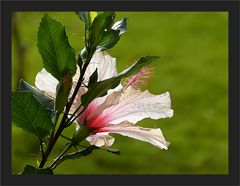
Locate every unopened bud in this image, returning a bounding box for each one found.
[55,73,73,113]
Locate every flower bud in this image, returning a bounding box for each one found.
[55,73,73,113]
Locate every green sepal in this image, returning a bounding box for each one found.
[72,124,92,146]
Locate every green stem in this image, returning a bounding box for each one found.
[65,104,82,125]
[38,49,95,168]
[67,106,87,127]
[49,113,60,143]
[49,142,73,169]
[38,125,65,168]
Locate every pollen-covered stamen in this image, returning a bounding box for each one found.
[123,65,154,90]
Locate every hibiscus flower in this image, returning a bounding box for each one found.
[35,51,173,150]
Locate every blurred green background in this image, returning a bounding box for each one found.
[12,12,228,174]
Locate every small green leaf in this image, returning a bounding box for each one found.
[18,79,54,116]
[81,77,120,107]
[60,145,98,162]
[56,145,120,167]
[88,68,98,86]
[89,12,115,49]
[37,14,77,80]
[20,165,53,175]
[118,56,160,77]
[99,17,127,50]
[81,56,159,106]
[12,91,54,139]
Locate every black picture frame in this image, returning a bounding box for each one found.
[1,0,239,185]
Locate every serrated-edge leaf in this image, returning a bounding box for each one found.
[12,91,54,139]
[37,14,77,80]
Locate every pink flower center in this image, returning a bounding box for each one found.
[77,101,112,133]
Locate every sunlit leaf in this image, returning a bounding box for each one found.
[37,14,77,80]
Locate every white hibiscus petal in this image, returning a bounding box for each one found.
[97,87,173,125]
[35,68,58,98]
[84,51,118,83]
[99,121,169,149]
[86,133,115,147]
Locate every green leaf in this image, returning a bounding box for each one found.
[81,56,160,106]
[89,12,115,49]
[37,14,77,80]
[81,77,120,107]
[12,91,54,139]
[118,56,159,77]
[56,145,120,167]
[18,79,55,117]
[99,17,127,50]
[88,68,98,86]
[20,165,53,175]
[60,145,98,162]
